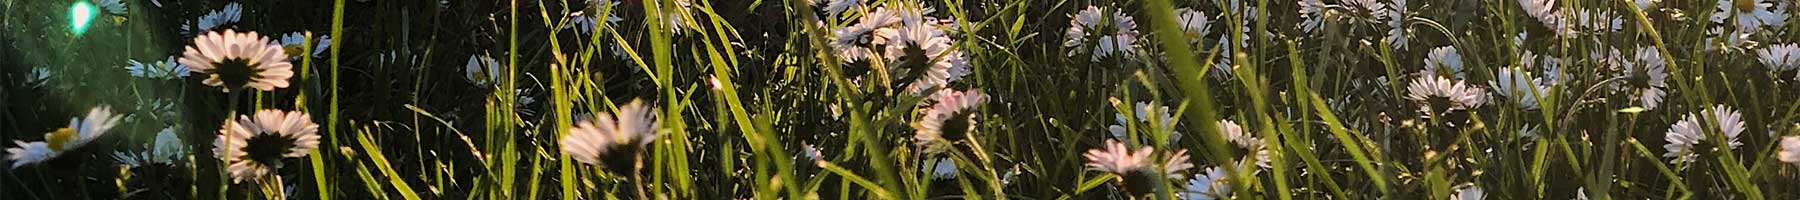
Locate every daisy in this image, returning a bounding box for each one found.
[1491,67,1546,110]
[112,127,187,167]
[214,109,320,183]
[1569,9,1623,35]
[274,32,331,59]
[1452,186,1485,200]
[880,17,970,95]
[925,157,958,180]
[127,56,191,80]
[180,29,294,92]
[567,1,624,35]
[465,54,504,87]
[802,143,823,162]
[1406,75,1487,112]
[1518,0,1562,32]
[831,8,902,63]
[5,106,124,168]
[1084,140,1191,194]
[1382,0,1410,50]
[1299,0,1325,34]
[1713,0,1783,32]
[1518,124,1541,141]
[913,89,987,153]
[1217,120,1256,149]
[1108,101,1183,145]
[1778,136,1800,164]
[97,0,127,15]
[559,99,661,166]
[1757,43,1800,73]
[1663,105,1746,166]
[184,3,242,35]
[822,0,862,16]
[1177,8,1212,41]
[1064,5,1139,61]
[1424,46,1464,79]
[1620,46,1669,110]
[1179,166,1231,200]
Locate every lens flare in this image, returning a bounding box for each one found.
[71,1,98,36]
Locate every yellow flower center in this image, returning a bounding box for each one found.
[1736,0,1756,12]
[45,128,77,150]
[283,44,307,58]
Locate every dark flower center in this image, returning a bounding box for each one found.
[1119,169,1160,195]
[940,111,974,142]
[244,134,296,168]
[1627,67,1653,88]
[215,58,258,89]
[1427,96,1455,112]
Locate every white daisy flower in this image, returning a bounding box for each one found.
[1517,0,1562,32]
[97,0,127,15]
[5,106,124,168]
[1778,136,1800,164]
[465,54,505,87]
[127,56,191,80]
[1382,0,1410,50]
[1452,186,1485,200]
[179,29,294,92]
[1569,9,1623,35]
[880,17,970,95]
[1299,0,1326,34]
[831,8,903,63]
[1518,124,1541,141]
[1713,0,1783,32]
[926,157,958,180]
[1757,43,1800,73]
[1407,75,1487,111]
[567,1,624,35]
[214,110,320,183]
[913,89,987,153]
[1179,166,1231,200]
[1084,140,1191,186]
[274,32,331,59]
[1217,120,1256,149]
[26,67,51,86]
[822,0,862,16]
[113,127,188,167]
[1663,105,1745,166]
[1424,46,1464,79]
[1108,101,1183,145]
[1620,46,1669,110]
[1064,5,1139,61]
[1177,8,1212,42]
[1491,67,1546,110]
[559,99,661,165]
[802,143,823,162]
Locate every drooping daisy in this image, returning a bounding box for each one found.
[274,32,331,59]
[559,99,661,168]
[913,89,987,153]
[1451,186,1485,200]
[5,106,124,168]
[1406,75,1488,112]
[1064,5,1139,61]
[1778,136,1800,164]
[1179,166,1231,200]
[465,53,504,87]
[880,15,970,95]
[179,29,294,92]
[1757,43,1800,74]
[1491,67,1546,110]
[925,157,958,180]
[1663,105,1746,166]
[1424,46,1464,79]
[97,0,127,15]
[1619,46,1669,110]
[127,56,191,80]
[214,109,320,183]
[183,3,242,35]
[113,127,187,167]
[1108,101,1183,145]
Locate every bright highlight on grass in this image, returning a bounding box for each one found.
[70,1,97,36]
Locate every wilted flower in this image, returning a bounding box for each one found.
[180,29,294,92]
[1663,105,1745,166]
[560,99,661,167]
[5,106,124,168]
[214,109,321,183]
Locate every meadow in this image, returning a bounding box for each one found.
[2,0,1799,199]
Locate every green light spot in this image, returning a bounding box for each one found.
[71,1,97,36]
